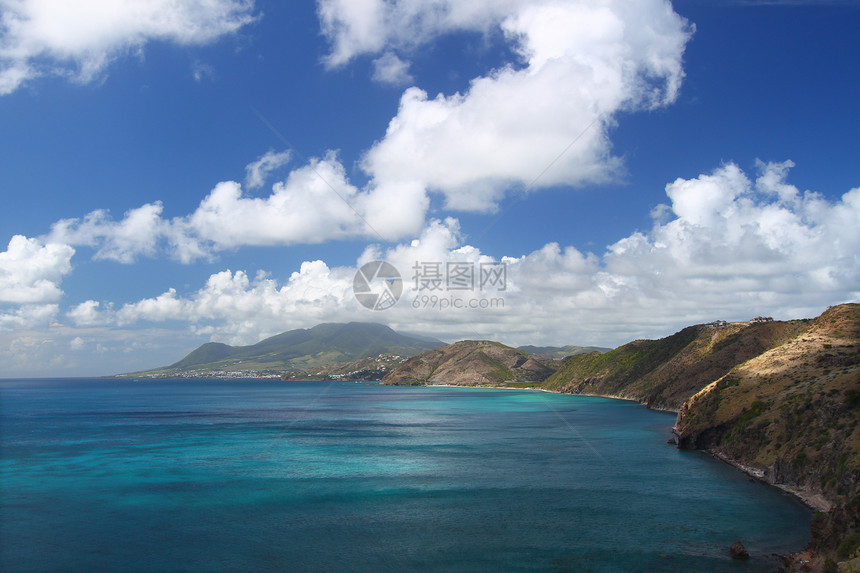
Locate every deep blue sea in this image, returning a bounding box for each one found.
[0,379,810,572]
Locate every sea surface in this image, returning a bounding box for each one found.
[0,379,810,572]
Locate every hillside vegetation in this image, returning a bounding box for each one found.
[674,304,860,570]
[382,340,555,386]
[121,322,443,377]
[542,319,809,410]
[517,344,612,359]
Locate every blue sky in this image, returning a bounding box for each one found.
[1,0,859,377]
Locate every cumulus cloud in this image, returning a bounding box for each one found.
[45,151,432,263]
[350,0,692,211]
[0,303,59,331]
[70,262,358,345]
[317,0,520,68]
[187,154,371,249]
[0,0,256,94]
[47,202,165,263]
[244,149,291,190]
[66,299,111,326]
[371,52,413,85]
[68,161,860,349]
[0,235,74,304]
[28,0,693,261]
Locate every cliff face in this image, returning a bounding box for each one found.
[381,340,555,386]
[380,304,860,567]
[673,304,860,566]
[542,319,807,410]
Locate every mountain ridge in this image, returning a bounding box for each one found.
[122,322,445,377]
[517,344,612,359]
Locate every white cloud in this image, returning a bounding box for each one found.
[187,153,373,249]
[371,52,413,85]
[317,0,521,68]
[244,149,291,190]
[48,202,165,263]
[26,0,692,262]
[67,299,111,326]
[357,0,692,212]
[46,151,433,262]
[0,303,59,330]
[69,336,85,350]
[66,161,860,351]
[73,263,358,345]
[0,235,74,304]
[0,0,256,94]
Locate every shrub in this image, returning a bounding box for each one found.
[837,531,860,560]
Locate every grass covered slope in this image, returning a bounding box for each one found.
[381,340,556,386]
[542,319,807,410]
[517,344,612,358]
[674,304,860,568]
[675,304,859,498]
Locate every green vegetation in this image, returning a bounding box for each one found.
[673,304,860,567]
[382,340,555,386]
[517,344,612,359]
[119,322,444,378]
[837,532,860,560]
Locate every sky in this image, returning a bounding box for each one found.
[1,0,859,377]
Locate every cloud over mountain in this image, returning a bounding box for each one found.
[54,161,860,351]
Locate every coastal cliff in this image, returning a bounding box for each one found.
[380,303,860,570]
[674,304,860,571]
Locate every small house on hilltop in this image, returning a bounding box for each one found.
[706,320,728,327]
[751,316,774,323]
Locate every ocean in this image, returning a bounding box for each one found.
[0,379,810,572]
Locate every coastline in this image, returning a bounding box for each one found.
[421,381,830,516]
[706,449,832,512]
[107,377,834,520]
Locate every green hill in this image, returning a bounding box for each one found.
[124,322,444,377]
[674,304,860,569]
[382,340,556,386]
[518,344,612,359]
[542,319,808,410]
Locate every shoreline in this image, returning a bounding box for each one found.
[102,377,836,518]
[421,381,830,515]
[706,449,832,512]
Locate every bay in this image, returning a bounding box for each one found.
[0,379,810,572]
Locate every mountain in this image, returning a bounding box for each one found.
[381,340,556,386]
[125,323,445,377]
[541,317,809,410]
[517,344,612,359]
[673,304,860,570]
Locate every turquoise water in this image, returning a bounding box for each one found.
[0,379,809,572]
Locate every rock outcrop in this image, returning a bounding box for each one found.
[730,540,750,560]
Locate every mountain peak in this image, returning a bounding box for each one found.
[127,322,444,377]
